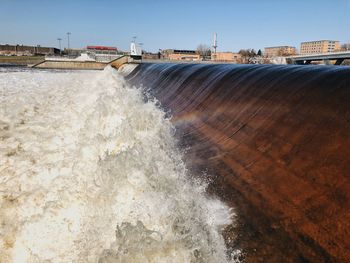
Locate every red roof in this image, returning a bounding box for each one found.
[87,46,117,51]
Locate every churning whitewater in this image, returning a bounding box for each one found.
[0,67,234,262]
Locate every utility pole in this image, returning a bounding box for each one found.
[57,38,62,55]
[67,32,71,50]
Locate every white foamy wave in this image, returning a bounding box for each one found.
[0,66,235,262]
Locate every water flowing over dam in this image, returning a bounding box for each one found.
[0,67,235,262]
[127,63,350,262]
[1,64,350,262]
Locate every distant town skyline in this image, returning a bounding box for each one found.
[1,0,349,52]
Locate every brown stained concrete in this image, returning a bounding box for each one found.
[177,121,344,262]
[127,64,350,262]
[172,102,350,262]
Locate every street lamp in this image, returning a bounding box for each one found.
[139,42,144,54]
[57,38,62,55]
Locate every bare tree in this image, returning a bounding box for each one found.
[238,49,257,63]
[197,44,211,60]
[277,48,296,57]
[340,43,350,51]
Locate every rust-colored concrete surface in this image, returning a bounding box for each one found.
[127,63,350,262]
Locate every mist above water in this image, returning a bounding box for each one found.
[0,67,236,262]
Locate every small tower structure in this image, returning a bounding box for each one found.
[212,33,218,60]
[212,33,218,53]
[130,36,142,60]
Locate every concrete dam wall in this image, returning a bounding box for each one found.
[126,63,350,262]
[32,55,129,70]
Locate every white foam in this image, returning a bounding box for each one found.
[0,66,235,262]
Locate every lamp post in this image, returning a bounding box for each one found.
[139,42,144,55]
[57,38,62,55]
[67,32,71,50]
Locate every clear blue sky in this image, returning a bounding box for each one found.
[1,0,349,52]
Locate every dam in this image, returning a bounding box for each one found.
[126,63,350,262]
[0,63,349,262]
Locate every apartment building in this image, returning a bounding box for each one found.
[162,49,200,61]
[300,40,340,55]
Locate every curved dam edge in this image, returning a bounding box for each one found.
[125,63,350,262]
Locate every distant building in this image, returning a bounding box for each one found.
[142,52,159,60]
[60,46,121,62]
[162,49,200,61]
[63,48,85,56]
[300,40,340,55]
[0,44,59,56]
[64,46,119,57]
[87,46,118,55]
[86,45,120,62]
[211,52,241,63]
[264,46,297,57]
